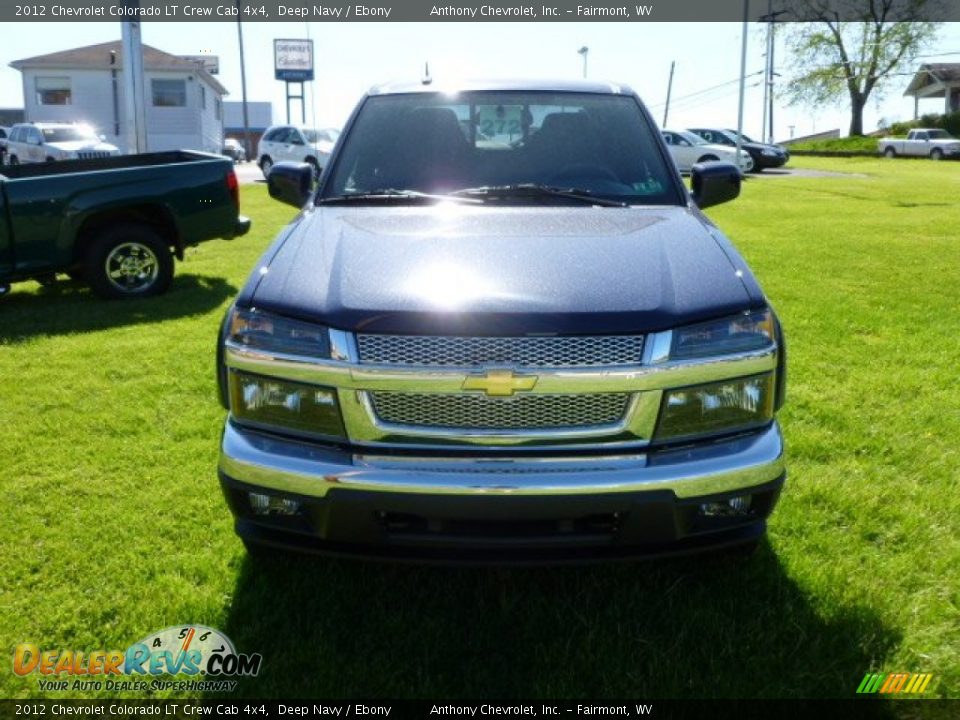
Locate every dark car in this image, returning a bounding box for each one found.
[0,126,9,165]
[687,128,789,171]
[217,80,787,563]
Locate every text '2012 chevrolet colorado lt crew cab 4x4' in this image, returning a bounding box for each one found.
[217,80,786,562]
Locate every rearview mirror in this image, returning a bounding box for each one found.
[267,162,313,208]
[690,161,741,209]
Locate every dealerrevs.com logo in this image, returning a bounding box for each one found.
[13,626,261,693]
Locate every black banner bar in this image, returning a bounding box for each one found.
[1,699,958,720]
[2,0,960,23]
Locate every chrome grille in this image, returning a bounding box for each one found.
[369,392,630,431]
[76,151,111,159]
[356,334,645,368]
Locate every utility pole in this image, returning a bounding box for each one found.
[735,0,749,167]
[578,46,589,79]
[121,12,147,154]
[759,4,788,143]
[235,0,251,160]
[662,61,676,127]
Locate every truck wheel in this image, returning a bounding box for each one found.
[85,225,174,299]
[883,147,896,158]
[930,148,943,161]
[8,155,18,165]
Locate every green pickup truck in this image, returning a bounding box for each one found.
[0,150,250,299]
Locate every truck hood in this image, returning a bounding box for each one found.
[247,205,761,335]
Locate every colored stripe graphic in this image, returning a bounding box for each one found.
[857,672,933,694]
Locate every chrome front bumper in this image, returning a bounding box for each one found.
[220,420,785,500]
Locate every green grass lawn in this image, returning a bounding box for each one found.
[1,158,958,701]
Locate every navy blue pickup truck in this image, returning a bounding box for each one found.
[217,80,787,562]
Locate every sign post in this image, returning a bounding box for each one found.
[274,39,314,125]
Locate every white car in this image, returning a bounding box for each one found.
[257,125,339,178]
[4,123,120,165]
[661,129,753,174]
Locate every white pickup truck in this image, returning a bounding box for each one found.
[878,128,960,160]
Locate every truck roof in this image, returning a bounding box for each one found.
[368,78,636,96]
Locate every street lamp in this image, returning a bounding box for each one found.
[577,46,589,79]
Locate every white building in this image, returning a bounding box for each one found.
[10,41,228,154]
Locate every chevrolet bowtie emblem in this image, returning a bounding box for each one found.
[462,370,538,397]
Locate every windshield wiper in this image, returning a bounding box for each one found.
[450,184,629,208]
[318,189,479,205]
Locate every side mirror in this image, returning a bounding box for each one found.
[690,161,741,209]
[268,162,313,208]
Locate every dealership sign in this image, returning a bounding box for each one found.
[274,39,314,82]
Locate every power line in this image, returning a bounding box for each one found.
[648,70,764,109]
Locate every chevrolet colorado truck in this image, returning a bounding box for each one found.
[0,151,250,299]
[217,80,787,562]
[878,128,960,160]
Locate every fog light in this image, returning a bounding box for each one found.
[699,495,752,518]
[249,492,301,516]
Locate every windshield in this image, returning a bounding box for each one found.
[927,130,954,140]
[323,91,678,204]
[303,129,338,144]
[676,130,708,146]
[41,127,99,143]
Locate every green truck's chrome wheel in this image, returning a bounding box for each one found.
[105,242,160,293]
[86,224,173,299]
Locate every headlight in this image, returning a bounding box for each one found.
[654,373,775,441]
[761,149,777,156]
[228,308,331,358]
[669,309,775,361]
[229,370,346,439]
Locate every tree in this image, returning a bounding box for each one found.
[783,1,940,135]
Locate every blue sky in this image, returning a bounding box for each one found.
[1,21,957,139]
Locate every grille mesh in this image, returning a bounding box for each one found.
[76,151,112,159]
[356,334,645,368]
[369,392,630,430]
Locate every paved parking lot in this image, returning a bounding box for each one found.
[234,161,265,185]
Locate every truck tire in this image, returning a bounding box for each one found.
[930,148,943,161]
[883,147,896,158]
[85,224,174,299]
[8,155,18,165]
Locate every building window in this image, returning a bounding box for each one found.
[200,85,206,109]
[151,79,187,107]
[36,77,71,105]
[215,98,222,121]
